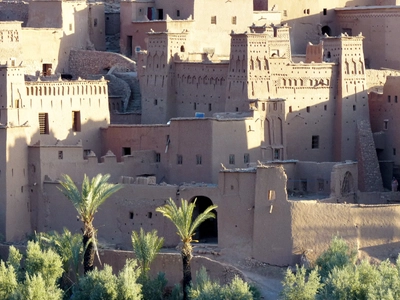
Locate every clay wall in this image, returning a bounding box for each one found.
[0,2,28,25]
[366,69,400,93]
[218,170,257,258]
[369,76,400,166]
[336,6,400,70]
[69,50,136,78]
[88,3,106,51]
[0,22,23,62]
[266,0,375,54]
[174,62,228,118]
[23,78,109,155]
[105,12,120,35]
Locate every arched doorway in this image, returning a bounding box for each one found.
[321,25,331,36]
[191,196,218,243]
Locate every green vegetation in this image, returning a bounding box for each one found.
[281,237,400,300]
[156,198,217,300]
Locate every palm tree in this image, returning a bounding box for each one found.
[156,198,217,300]
[131,228,164,278]
[58,173,123,274]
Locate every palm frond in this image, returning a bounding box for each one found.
[189,204,217,237]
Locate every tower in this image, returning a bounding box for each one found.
[141,31,188,124]
[322,34,369,161]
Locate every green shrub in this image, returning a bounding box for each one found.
[0,261,18,299]
[139,272,167,300]
[280,265,322,300]
[189,266,254,300]
[72,261,142,300]
[315,236,357,280]
[13,273,63,300]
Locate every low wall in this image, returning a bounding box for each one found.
[69,50,136,78]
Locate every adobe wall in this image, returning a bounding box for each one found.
[0,22,23,62]
[336,6,400,70]
[218,170,257,258]
[0,2,28,25]
[174,62,228,118]
[69,50,136,78]
[369,77,400,166]
[291,201,400,263]
[366,69,400,93]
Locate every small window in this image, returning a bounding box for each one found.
[196,154,202,165]
[324,105,327,111]
[323,8,327,15]
[289,106,292,113]
[123,147,131,156]
[283,10,287,17]
[148,212,152,218]
[155,152,161,162]
[58,151,63,160]
[15,99,20,108]
[194,103,197,110]
[274,149,280,160]
[176,10,180,17]
[307,9,310,14]
[301,179,307,191]
[384,120,389,130]
[231,16,237,25]
[38,113,49,134]
[83,149,91,158]
[229,154,235,165]
[318,178,324,191]
[211,16,217,24]
[235,107,239,112]
[306,106,310,113]
[312,135,319,149]
[262,103,266,111]
[129,212,134,219]
[388,95,391,103]
[94,18,98,27]
[394,148,397,156]
[208,103,212,111]
[273,103,277,111]
[69,23,73,31]
[353,105,356,111]
[154,99,158,105]
[396,96,398,103]
[177,154,183,165]
[244,153,250,164]
[268,190,276,200]
[72,111,81,132]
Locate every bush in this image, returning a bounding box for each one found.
[315,236,357,280]
[280,265,322,300]
[189,266,254,300]
[139,272,167,300]
[0,261,18,299]
[72,260,142,300]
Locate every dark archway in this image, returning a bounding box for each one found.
[321,25,331,36]
[341,171,354,196]
[191,196,218,243]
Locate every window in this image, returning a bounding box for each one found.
[15,99,20,108]
[123,147,131,156]
[323,8,327,15]
[129,212,134,219]
[274,149,280,160]
[58,151,63,160]
[154,99,158,105]
[157,9,163,20]
[268,190,276,200]
[176,10,180,17]
[262,103,266,111]
[396,96,398,103]
[312,135,319,149]
[283,10,287,17]
[211,16,217,24]
[229,154,235,165]
[196,154,202,165]
[324,105,327,111]
[273,102,278,111]
[94,18,98,27]
[353,105,356,111]
[177,154,183,164]
[208,103,212,111]
[231,16,237,25]
[194,102,197,110]
[289,106,292,113]
[83,149,91,158]
[388,95,391,103]
[244,153,250,164]
[38,113,49,134]
[384,120,389,130]
[72,111,81,132]
[155,152,161,162]
[317,178,324,191]
[394,148,397,156]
